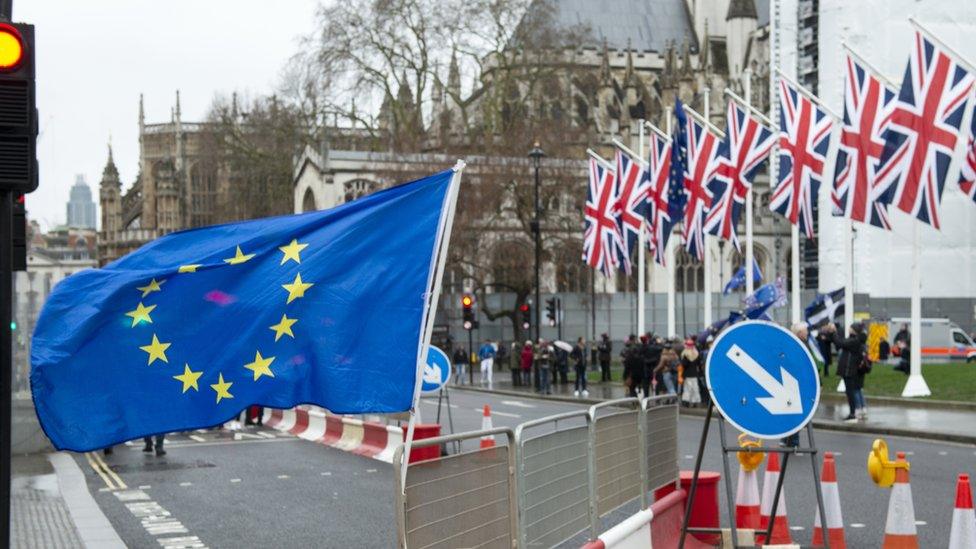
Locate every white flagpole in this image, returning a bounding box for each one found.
[666,109,676,338]
[844,219,854,333]
[744,70,756,297]
[638,120,646,337]
[902,223,931,397]
[703,88,713,328]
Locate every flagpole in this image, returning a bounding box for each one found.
[744,69,756,297]
[844,218,854,333]
[401,161,464,492]
[702,88,713,328]
[902,223,931,397]
[666,109,676,338]
[638,120,646,337]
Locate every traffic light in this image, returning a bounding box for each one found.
[461,294,474,330]
[0,22,37,193]
[545,298,557,327]
[12,192,25,270]
[519,303,531,331]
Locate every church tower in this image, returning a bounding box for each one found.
[99,144,122,234]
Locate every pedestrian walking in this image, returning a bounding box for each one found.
[536,339,554,395]
[654,345,679,395]
[452,347,468,385]
[827,321,869,421]
[680,339,702,406]
[478,340,496,386]
[520,341,534,387]
[597,333,612,382]
[571,337,589,397]
[143,434,166,456]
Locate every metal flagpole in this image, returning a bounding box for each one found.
[844,218,854,333]
[638,120,646,337]
[743,70,756,297]
[666,109,677,337]
[902,223,931,397]
[703,88,713,328]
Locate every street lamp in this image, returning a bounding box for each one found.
[528,142,545,342]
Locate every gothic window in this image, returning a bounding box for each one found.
[490,240,532,291]
[675,249,704,292]
[554,242,586,293]
[575,96,589,124]
[302,188,317,213]
[343,179,377,203]
[190,163,217,227]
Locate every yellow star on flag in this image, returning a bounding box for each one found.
[173,364,203,393]
[210,373,233,403]
[279,239,309,265]
[282,273,314,304]
[136,278,164,297]
[244,351,276,381]
[139,334,171,365]
[224,246,256,265]
[125,302,157,327]
[269,314,298,341]
[179,264,201,273]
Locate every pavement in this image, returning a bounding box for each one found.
[455,372,976,443]
[10,385,975,548]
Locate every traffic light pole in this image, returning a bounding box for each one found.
[1,190,13,547]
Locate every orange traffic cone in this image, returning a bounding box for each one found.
[813,452,846,548]
[479,405,495,448]
[757,452,791,545]
[949,474,975,549]
[735,464,762,529]
[882,452,918,549]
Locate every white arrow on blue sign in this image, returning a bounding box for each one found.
[705,321,821,439]
[421,345,452,394]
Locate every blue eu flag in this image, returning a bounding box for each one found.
[31,167,459,451]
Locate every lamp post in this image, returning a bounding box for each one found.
[528,142,545,342]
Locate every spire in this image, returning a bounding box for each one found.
[726,0,758,20]
[681,37,693,76]
[231,91,239,119]
[101,142,120,187]
[138,93,145,129]
[700,20,710,70]
[447,49,460,96]
[624,38,635,85]
[432,61,444,103]
[174,89,182,125]
[599,38,611,84]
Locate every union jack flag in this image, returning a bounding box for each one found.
[832,54,895,230]
[705,101,775,248]
[682,110,721,261]
[958,102,976,204]
[613,147,652,273]
[770,78,834,239]
[583,157,626,277]
[647,132,673,265]
[874,29,976,228]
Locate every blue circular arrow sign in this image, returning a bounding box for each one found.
[705,321,820,439]
[421,345,452,394]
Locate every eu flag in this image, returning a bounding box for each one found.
[31,167,460,451]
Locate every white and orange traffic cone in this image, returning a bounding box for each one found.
[735,464,762,530]
[479,405,495,448]
[949,473,975,549]
[813,452,846,548]
[882,452,918,549]
[757,452,791,546]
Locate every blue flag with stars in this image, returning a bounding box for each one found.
[31,167,458,452]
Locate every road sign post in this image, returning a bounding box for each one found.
[679,321,830,549]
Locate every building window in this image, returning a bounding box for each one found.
[302,188,317,213]
[554,242,586,293]
[344,179,377,203]
[675,249,704,292]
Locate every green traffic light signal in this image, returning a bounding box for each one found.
[10,321,16,331]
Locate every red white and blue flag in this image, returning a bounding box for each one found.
[770,78,834,239]
[647,132,674,265]
[705,101,775,248]
[958,102,976,204]
[613,147,652,272]
[832,54,895,230]
[584,157,626,277]
[682,111,721,261]
[874,29,976,228]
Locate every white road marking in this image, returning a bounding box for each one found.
[179,482,192,487]
[163,437,300,449]
[257,431,276,439]
[277,475,290,479]
[832,452,842,456]
[230,479,241,483]
[419,400,459,409]
[321,472,332,476]
[485,409,521,418]
[684,455,694,459]
[159,536,206,549]
[194,429,207,434]
[138,485,151,490]
[366,469,377,473]
[905,451,915,456]
[189,435,206,442]
[789,526,805,531]
[850,523,865,528]
[501,400,536,409]
[915,520,927,526]
[115,493,206,546]
[938,451,947,456]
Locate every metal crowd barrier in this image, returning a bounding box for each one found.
[393,395,680,548]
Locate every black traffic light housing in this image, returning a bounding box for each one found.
[461,294,475,330]
[0,22,37,193]
[519,303,531,331]
[12,192,24,270]
[545,298,557,326]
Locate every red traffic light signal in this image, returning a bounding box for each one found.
[519,304,529,313]
[0,24,24,71]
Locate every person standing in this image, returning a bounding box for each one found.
[508,341,521,386]
[641,333,663,399]
[452,347,468,385]
[622,335,642,398]
[597,333,612,382]
[520,341,534,387]
[143,434,166,457]
[536,339,554,395]
[894,335,911,375]
[571,337,589,397]
[654,345,679,395]
[816,328,833,376]
[829,322,868,421]
[478,340,496,386]
[679,339,702,406]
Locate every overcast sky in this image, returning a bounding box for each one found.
[18,0,320,229]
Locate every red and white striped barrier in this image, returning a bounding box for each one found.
[263,406,401,463]
[579,490,715,549]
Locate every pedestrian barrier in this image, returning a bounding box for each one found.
[515,410,592,548]
[263,407,401,463]
[949,473,975,549]
[579,508,653,549]
[591,398,643,518]
[642,396,679,496]
[394,428,518,549]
